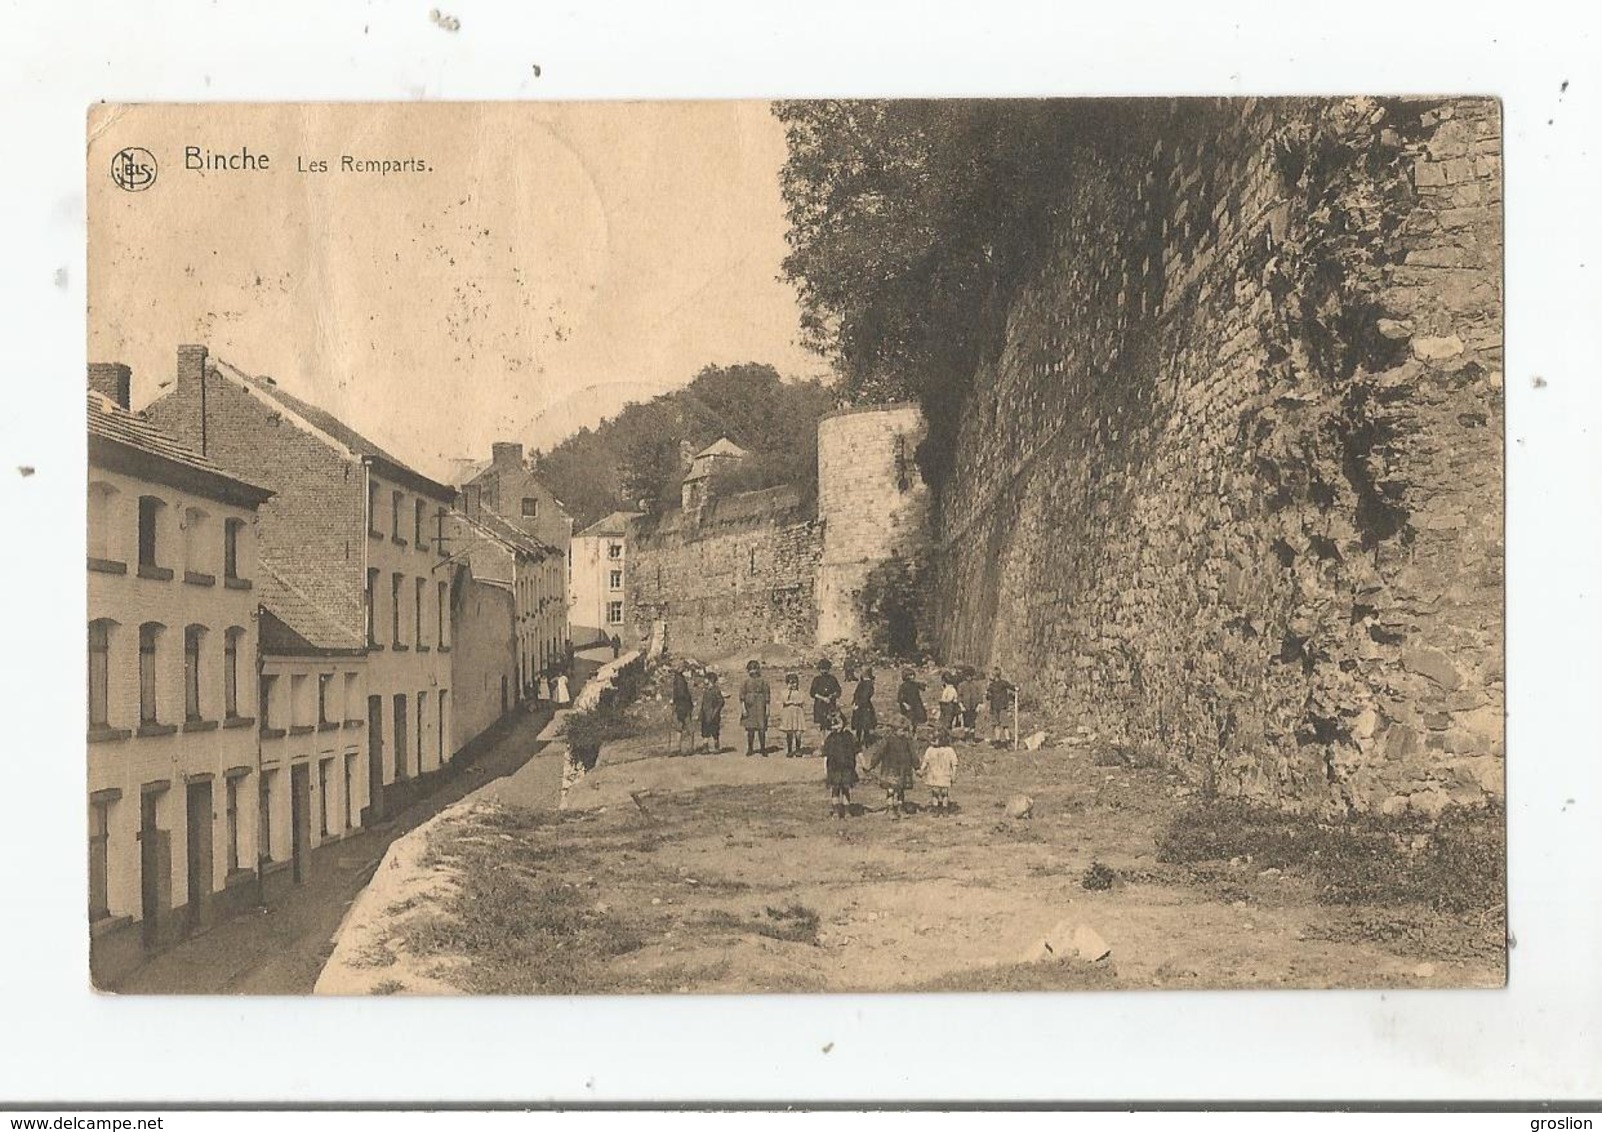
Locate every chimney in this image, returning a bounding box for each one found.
[491,441,524,469]
[176,343,208,389]
[87,363,132,409]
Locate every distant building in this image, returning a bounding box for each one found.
[454,442,571,680]
[680,437,749,513]
[145,345,461,828]
[570,510,642,645]
[448,565,518,751]
[442,504,560,699]
[87,363,274,982]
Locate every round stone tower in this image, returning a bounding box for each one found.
[815,402,930,647]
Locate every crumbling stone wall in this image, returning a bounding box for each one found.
[629,499,823,660]
[935,97,1502,816]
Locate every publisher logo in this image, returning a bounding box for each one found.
[111,147,157,192]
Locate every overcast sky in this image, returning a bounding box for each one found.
[88,101,829,480]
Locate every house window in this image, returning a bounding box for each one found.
[182,507,209,577]
[225,777,240,873]
[607,601,624,626]
[415,499,427,550]
[318,758,332,837]
[344,673,360,722]
[367,479,381,537]
[138,623,163,724]
[88,482,119,562]
[391,573,404,645]
[223,518,244,580]
[343,754,356,830]
[365,568,379,647]
[749,547,757,576]
[415,578,426,646]
[521,497,538,518]
[607,542,622,560]
[223,628,243,718]
[88,620,112,728]
[438,580,449,646]
[88,798,112,921]
[609,569,622,591]
[259,675,277,731]
[434,507,448,557]
[417,693,426,770]
[289,674,308,728]
[391,491,405,543]
[318,673,333,725]
[184,625,205,721]
[137,496,164,570]
[258,771,275,863]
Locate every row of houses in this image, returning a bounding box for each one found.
[87,346,572,983]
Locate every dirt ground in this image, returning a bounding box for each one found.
[320,680,1506,995]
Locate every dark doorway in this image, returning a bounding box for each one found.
[394,694,409,780]
[184,779,213,934]
[138,790,170,948]
[366,694,384,823]
[289,764,312,885]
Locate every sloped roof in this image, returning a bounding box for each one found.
[695,437,748,460]
[257,564,366,655]
[212,358,455,501]
[88,391,274,507]
[575,510,644,539]
[451,506,551,558]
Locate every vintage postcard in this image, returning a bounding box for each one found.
[85,98,1504,995]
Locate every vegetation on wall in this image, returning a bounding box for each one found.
[774,100,1118,493]
[854,552,928,659]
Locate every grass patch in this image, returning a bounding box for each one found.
[1080,861,1117,891]
[907,958,1119,992]
[754,902,821,945]
[369,978,407,995]
[1156,800,1505,913]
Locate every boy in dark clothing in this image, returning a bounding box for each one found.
[987,670,1017,748]
[896,669,927,727]
[866,715,919,817]
[958,669,984,740]
[822,714,859,819]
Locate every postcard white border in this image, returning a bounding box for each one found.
[1,0,1598,1105]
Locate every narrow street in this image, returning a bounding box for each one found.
[107,674,596,995]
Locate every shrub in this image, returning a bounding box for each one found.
[1081,861,1117,891]
[1155,799,1506,913]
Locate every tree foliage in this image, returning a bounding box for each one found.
[774,99,1097,489]
[531,362,837,529]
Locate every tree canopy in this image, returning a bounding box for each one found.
[774,99,1096,488]
[531,362,836,530]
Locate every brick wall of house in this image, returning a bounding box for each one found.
[932,97,1503,815]
[144,359,367,635]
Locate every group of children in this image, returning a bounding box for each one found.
[667,655,1018,820]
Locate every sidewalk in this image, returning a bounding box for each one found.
[108,702,559,995]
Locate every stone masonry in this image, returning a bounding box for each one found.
[933,97,1503,816]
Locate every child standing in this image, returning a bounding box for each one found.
[779,673,807,756]
[740,660,771,757]
[822,714,860,820]
[671,662,695,756]
[958,668,984,741]
[866,715,918,818]
[896,668,927,728]
[698,671,725,754]
[937,673,961,734]
[918,728,959,816]
[987,669,1016,748]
